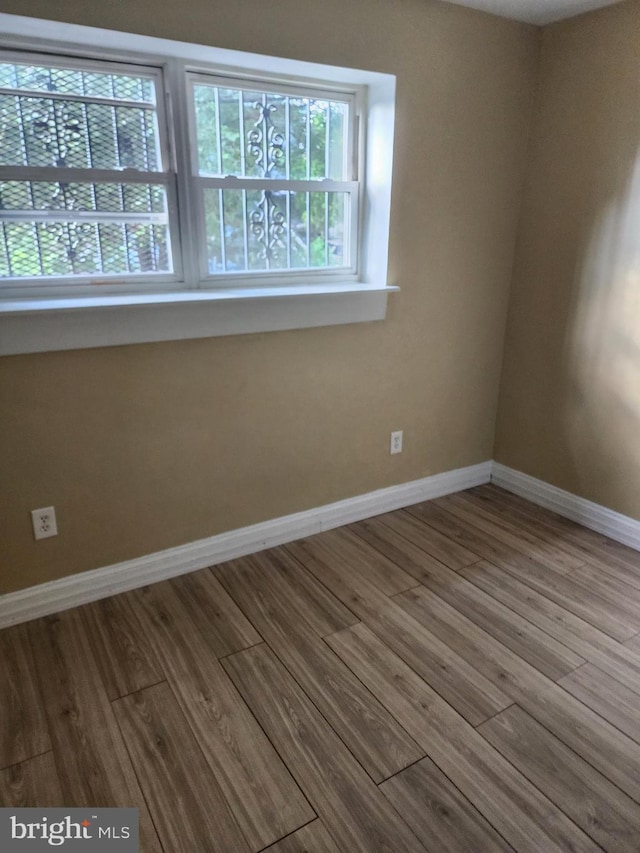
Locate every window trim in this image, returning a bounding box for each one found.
[0,12,397,354]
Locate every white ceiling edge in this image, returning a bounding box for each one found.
[440,0,625,25]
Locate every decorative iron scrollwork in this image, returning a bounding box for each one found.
[246,95,287,265]
[250,189,285,261]
[247,96,285,178]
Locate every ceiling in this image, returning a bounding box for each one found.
[442,0,623,25]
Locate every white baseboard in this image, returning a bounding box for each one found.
[0,460,492,629]
[492,463,640,552]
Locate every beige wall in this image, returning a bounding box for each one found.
[494,0,640,521]
[0,0,537,593]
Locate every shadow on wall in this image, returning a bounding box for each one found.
[563,149,640,512]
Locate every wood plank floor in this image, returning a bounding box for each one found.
[3,484,640,852]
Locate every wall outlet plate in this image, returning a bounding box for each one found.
[390,430,403,454]
[31,506,58,540]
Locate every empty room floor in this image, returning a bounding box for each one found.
[3,484,640,851]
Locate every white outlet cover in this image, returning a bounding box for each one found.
[390,430,403,455]
[31,506,58,540]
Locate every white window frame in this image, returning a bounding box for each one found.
[1,53,363,294]
[184,72,362,287]
[0,12,397,355]
[0,49,183,292]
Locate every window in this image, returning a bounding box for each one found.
[0,50,362,292]
[0,12,395,354]
[0,52,179,286]
[187,76,359,282]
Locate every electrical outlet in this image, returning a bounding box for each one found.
[390,430,403,455]
[31,506,58,540]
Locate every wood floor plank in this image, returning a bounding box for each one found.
[214,545,357,639]
[170,568,262,656]
[285,535,391,616]
[409,501,640,640]
[365,603,512,726]
[459,487,590,553]
[352,508,481,571]
[223,643,427,853]
[407,499,519,564]
[113,682,248,853]
[261,545,359,635]
[216,551,422,781]
[467,486,640,597]
[0,753,63,807]
[352,515,585,680]
[624,632,640,653]
[559,663,640,741]
[262,821,340,853]
[326,622,599,853]
[479,704,640,853]
[394,581,640,802]
[286,535,512,726]
[460,559,640,695]
[80,593,164,700]
[432,499,640,637]
[474,485,640,604]
[476,484,640,573]
[290,526,418,597]
[130,581,313,851]
[0,622,50,768]
[436,491,586,572]
[502,563,640,641]
[585,556,640,593]
[472,486,640,601]
[28,610,162,852]
[568,560,640,615]
[380,755,514,853]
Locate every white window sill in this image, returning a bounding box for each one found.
[0,283,398,355]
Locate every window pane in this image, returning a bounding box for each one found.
[193,82,350,180]
[0,60,155,103]
[193,84,219,176]
[219,88,243,177]
[327,192,348,266]
[0,95,161,170]
[328,101,346,181]
[203,187,348,274]
[289,98,309,180]
[0,219,170,278]
[0,180,166,214]
[0,59,161,171]
[0,55,174,283]
[0,180,171,278]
